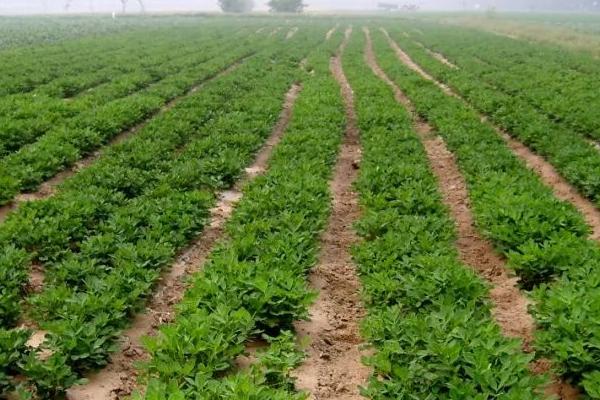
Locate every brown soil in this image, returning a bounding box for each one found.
[270,27,282,37]
[531,359,581,399]
[26,262,45,294]
[383,28,600,242]
[25,330,48,349]
[65,83,302,400]
[0,57,250,225]
[235,338,269,371]
[0,203,12,224]
[293,28,370,400]
[376,27,581,399]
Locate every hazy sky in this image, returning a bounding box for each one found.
[0,0,598,14]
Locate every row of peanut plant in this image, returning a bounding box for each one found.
[0,15,156,50]
[0,27,251,158]
[398,22,600,140]
[383,26,600,213]
[132,31,345,399]
[0,27,328,398]
[0,18,265,96]
[343,29,544,399]
[0,29,265,204]
[372,27,600,397]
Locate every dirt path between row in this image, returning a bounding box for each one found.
[381,27,600,241]
[293,28,369,400]
[415,41,459,69]
[381,28,455,96]
[0,56,252,225]
[287,27,299,39]
[325,25,338,41]
[426,47,459,69]
[374,27,580,399]
[65,83,302,400]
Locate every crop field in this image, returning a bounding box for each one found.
[1,12,600,400]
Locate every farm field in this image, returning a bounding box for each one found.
[0,12,600,400]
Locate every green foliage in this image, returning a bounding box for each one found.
[133,34,345,398]
[583,372,600,399]
[374,25,600,397]
[361,307,542,399]
[344,29,545,398]
[0,329,30,393]
[18,353,84,399]
[0,21,331,397]
[0,26,257,203]
[136,332,306,399]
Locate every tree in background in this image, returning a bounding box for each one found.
[268,0,305,13]
[218,0,254,13]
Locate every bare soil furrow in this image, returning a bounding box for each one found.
[381,28,455,96]
[415,40,459,69]
[375,27,580,399]
[65,83,302,400]
[427,48,459,69]
[0,56,251,225]
[326,25,338,41]
[382,28,600,241]
[287,27,299,39]
[293,28,369,400]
